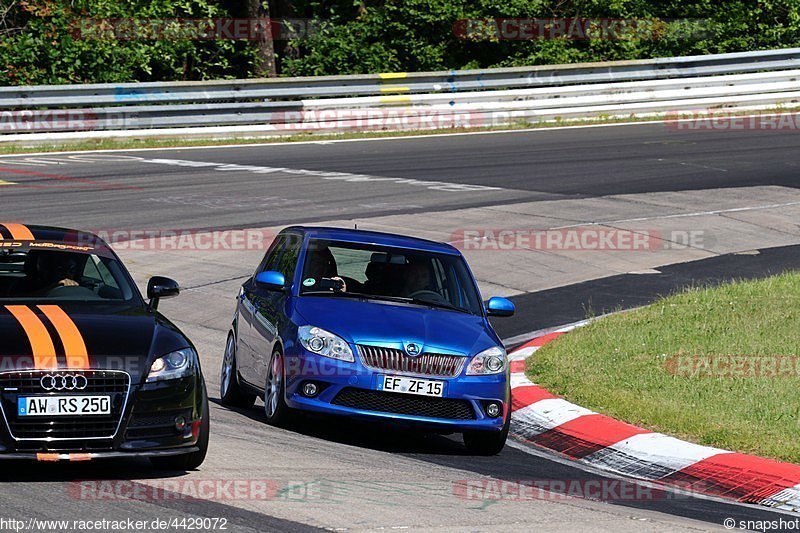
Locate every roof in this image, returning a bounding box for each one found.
[285,226,461,255]
[0,223,109,249]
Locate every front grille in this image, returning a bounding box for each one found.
[0,370,129,441]
[11,419,119,440]
[332,388,475,420]
[0,371,129,395]
[357,345,465,377]
[126,408,193,440]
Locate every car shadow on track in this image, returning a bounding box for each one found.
[0,458,189,482]
[211,398,473,456]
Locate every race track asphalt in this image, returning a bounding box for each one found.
[1,122,799,531]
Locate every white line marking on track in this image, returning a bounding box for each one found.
[139,157,504,193]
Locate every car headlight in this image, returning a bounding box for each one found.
[147,348,197,382]
[466,346,506,375]
[298,326,354,362]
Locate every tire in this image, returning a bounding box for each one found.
[220,333,256,409]
[264,349,292,426]
[150,392,210,471]
[463,416,510,456]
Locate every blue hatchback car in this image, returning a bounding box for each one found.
[220,227,515,454]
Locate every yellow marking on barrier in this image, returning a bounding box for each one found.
[0,180,15,186]
[380,86,410,94]
[379,72,408,80]
[379,95,412,104]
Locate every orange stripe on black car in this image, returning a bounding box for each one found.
[0,223,35,240]
[5,305,58,369]
[38,305,89,369]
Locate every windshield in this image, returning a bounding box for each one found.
[299,239,483,315]
[0,245,137,303]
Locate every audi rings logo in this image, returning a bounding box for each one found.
[40,373,88,391]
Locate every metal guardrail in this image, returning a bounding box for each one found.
[1,47,799,140]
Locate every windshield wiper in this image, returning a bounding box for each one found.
[301,290,365,299]
[410,298,473,315]
[302,291,474,314]
[356,294,473,315]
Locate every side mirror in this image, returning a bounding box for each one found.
[486,296,515,317]
[147,276,180,310]
[255,270,286,292]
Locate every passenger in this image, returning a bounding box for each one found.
[403,261,434,296]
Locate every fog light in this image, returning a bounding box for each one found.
[302,382,319,397]
[174,416,187,431]
[485,402,501,418]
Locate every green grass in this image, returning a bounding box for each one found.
[3,105,799,155]
[526,272,800,463]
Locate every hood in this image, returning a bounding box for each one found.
[0,303,190,381]
[293,296,498,357]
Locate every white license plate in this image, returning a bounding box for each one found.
[18,396,111,417]
[379,375,444,397]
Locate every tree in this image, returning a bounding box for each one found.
[247,0,277,77]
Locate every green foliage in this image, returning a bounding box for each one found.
[2,0,799,85]
[283,0,800,75]
[0,0,257,85]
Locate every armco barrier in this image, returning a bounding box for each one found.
[1,48,799,141]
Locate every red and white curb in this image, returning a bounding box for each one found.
[508,323,800,513]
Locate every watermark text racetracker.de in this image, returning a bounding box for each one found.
[453,18,710,41]
[453,478,704,502]
[0,354,360,376]
[71,18,320,41]
[68,228,276,252]
[0,110,99,132]
[665,355,800,378]
[268,109,488,132]
[0,517,228,532]
[68,478,323,502]
[666,111,800,131]
[452,228,708,252]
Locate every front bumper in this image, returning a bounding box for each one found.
[0,370,204,458]
[0,447,199,461]
[283,347,510,432]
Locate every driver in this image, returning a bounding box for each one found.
[304,246,347,292]
[33,251,83,295]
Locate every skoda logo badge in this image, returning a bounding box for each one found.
[404,343,421,357]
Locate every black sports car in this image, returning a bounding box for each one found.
[0,223,208,469]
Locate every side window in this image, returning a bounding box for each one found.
[82,257,102,282]
[256,235,287,275]
[94,256,119,289]
[83,255,119,289]
[274,233,302,282]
